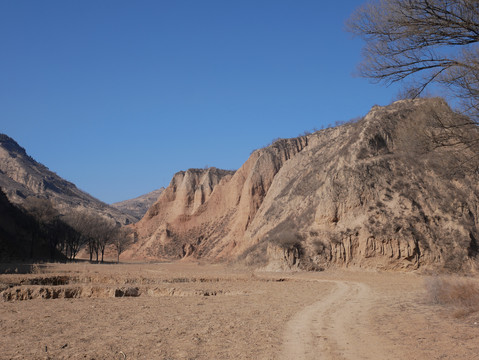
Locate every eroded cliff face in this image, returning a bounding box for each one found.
[131,98,479,272]
[246,98,479,271]
[128,137,308,260]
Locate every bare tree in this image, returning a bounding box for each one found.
[112,227,133,263]
[63,210,104,262]
[23,197,61,261]
[347,0,479,118]
[23,197,60,227]
[62,210,91,260]
[94,217,117,263]
[81,213,113,263]
[347,0,479,167]
[21,199,133,263]
[87,236,98,262]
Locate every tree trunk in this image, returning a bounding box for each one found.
[30,234,35,259]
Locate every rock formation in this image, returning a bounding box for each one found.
[130,98,479,272]
[111,188,165,221]
[0,134,136,225]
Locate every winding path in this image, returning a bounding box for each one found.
[281,280,394,360]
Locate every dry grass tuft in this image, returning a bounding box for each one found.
[426,277,479,317]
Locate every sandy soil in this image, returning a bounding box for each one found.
[1,262,478,360]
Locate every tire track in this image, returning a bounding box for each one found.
[281,280,394,360]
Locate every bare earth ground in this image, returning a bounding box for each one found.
[1,262,478,360]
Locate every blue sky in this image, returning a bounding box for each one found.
[0,1,402,204]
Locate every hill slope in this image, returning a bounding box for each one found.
[128,98,479,271]
[111,188,165,221]
[0,134,136,225]
[0,187,60,261]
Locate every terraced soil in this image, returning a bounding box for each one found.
[1,262,478,359]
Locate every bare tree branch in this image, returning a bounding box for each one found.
[347,0,479,122]
[348,0,479,160]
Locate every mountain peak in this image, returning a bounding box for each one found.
[0,134,29,157]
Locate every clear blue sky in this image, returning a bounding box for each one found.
[0,0,401,204]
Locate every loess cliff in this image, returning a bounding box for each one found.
[129,98,479,272]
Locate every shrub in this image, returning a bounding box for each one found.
[443,251,469,273]
[264,218,304,250]
[270,230,303,250]
[426,277,479,317]
[237,242,268,267]
[312,239,328,254]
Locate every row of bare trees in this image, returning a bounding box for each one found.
[23,197,132,263]
[63,210,132,263]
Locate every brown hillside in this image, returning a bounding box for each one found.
[128,98,479,272]
[0,187,60,261]
[111,188,165,221]
[0,134,135,225]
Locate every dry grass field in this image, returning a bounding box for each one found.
[1,262,479,360]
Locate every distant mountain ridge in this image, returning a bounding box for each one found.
[0,134,136,225]
[111,188,165,221]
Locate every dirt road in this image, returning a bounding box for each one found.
[282,280,393,360]
[281,273,479,360]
